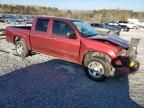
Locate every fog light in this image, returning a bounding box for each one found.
[130,60,136,67]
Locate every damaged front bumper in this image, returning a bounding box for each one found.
[112,56,140,74]
[112,38,140,74]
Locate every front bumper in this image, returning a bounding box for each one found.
[112,56,140,74]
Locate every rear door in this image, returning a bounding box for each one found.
[49,19,80,63]
[30,18,52,54]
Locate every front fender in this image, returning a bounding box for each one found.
[79,48,117,65]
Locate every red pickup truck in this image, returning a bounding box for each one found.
[5,16,140,81]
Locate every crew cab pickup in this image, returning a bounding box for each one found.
[5,16,140,81]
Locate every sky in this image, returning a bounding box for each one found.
[0,0,144,11]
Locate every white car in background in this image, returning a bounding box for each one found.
[127,18,144,28]
[138,20,144,28]
[118,21,139,29]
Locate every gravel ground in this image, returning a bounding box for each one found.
[0,28,144,108]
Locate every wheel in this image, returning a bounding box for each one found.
[15,39,29,58]
[121,28,124,32]
[134,26,138,30]
[124,27,129,32]
[84,57,112,81]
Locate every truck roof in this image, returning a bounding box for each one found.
[36,16,83,22]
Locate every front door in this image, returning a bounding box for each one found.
[49,20,80,63]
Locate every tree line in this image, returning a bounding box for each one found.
[0,4,144,22]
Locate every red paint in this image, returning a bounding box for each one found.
[6,16,123,64]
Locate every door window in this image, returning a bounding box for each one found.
[52,20,74,37]
[35,19,49,32]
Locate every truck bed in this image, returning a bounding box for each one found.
[6,26,31,43]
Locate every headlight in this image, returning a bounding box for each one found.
[118,49,127,56]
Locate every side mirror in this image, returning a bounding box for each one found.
[66,32,77,39]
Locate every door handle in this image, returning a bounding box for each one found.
[50,37,55,40]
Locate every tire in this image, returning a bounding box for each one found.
[134,26,138,30]
[84,57,112,82]
[121,28,124,32]
[124,27,129,32]
[15,39,29,58]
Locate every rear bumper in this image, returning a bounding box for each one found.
[112,56,140,74]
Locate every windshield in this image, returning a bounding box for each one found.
[72,21,97,37]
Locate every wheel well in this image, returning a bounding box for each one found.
[83,51,112,65]
[83,51,114,75]
[14,36,23,44]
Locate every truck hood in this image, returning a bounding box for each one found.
[88,35,129,49]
